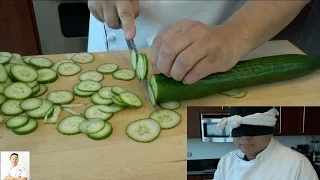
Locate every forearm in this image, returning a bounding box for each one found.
[221,1,311,58]
[4,177,13,180]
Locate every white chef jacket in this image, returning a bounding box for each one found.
[213,138,319,180]
[87,1,247,52]
[3,165,28,179]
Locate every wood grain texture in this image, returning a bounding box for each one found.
[0,40,318,180]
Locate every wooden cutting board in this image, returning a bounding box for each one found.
[0,40,318,180]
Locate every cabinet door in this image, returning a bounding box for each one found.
[303,107,320,135]
[279,107,303,135]
[202,174,214,180]
[0,0,41,55]
[187,175,202,180]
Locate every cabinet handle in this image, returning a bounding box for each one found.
[279,107,282,134]
[302,106,305,133]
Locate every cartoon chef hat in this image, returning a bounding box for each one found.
[217,107,279,137]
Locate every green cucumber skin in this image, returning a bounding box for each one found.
[151,54,320,102]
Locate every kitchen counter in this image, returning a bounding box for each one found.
[1,40,319,180]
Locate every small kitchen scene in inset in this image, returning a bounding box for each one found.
[187,106,320,180]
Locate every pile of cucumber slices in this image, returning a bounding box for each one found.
[0,51,182,143]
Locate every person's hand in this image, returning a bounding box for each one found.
[87,0,140,39]
[150,19,246,84]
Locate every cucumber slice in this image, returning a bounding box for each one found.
[37,68,58,84]
[111,86,127,95]
[32,84,47,97]
[79,70,103,82]
[46,90,74,105]
[79,118,105,134]
[91,93,113,105]
[84,105,113,121]
[98,87,115,99]
[23,56,33,64]
[26,80,38,88]
[0,94,7,105]
[52,59,74,71]
[159,101,181,110]
[112,69,135,81]
[126,118,161,143]
[0,77,12,94]
[26,99,53,119]
[147,81,157,107]
[136,53,148,80]
[112,96,127,106]
[98,104,124,113]
[96,63,118,74]
[87,121,113,140]
[57,115,86,135]
[149,109,181,129]
[0,99,23,116]
[0,64,8,83]
[131,49,138,70]
[77,80,102,92]
[31,84,40,95]
[4,82,32,99]
[10,64,38,82]
[19,97,43,111]
[57,62,82,76]
[218,89,247,98]
[12,53,22,60]
[0,52,12,58]
[12,118,38,135]
[71,52,94,64]
[0,56,11,65]
[72,83,95,98]
[119,91,142,108]
[45,105,62,124]
[6,115,29,129]
[29,57,53,68]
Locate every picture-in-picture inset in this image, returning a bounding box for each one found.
[1,151,30,180]
[187,106,320,180]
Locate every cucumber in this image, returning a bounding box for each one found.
[26,80,38,88]
[111,86,127,95]
[112,69,135,81]
[31,84,40,95]
[57,115,86,135]
[91,93,113,105]
[57,62,82,76]
[0,77,12,94]
[52,59,74,71]
[149,54,320,102]
[12,118,38,135]
[72,83,95,98]
[98,87,115,99]
[218,89,247,98]
[0,52,12,58]
[6,115,29,129]
[0,94,7,105]
[0,99,23,116]
[119,91,142,108]
[98,104,124,113]
[87,121,113,140]
[29,57,53,68]
[71,52,94,64]
[32,84,47,97]
[12,53,22,60]
[84,105,113,121]
[159,101,181,110]
[10,64,38,82]
[149,109,181,129]
[79,118,105,134]
[112,95,127,106]
[147,81,157,107]
[79,70,103,82]
[126,118,161,143]
[46,90,74,105]
[136,53,148,79]
[0,64,8,82]
[26,99,54,119]
[4,82,32,99]
[0,56,11,65]
[37,68,58,84]
[19,97,43,111]
[96,63,118,74]
[131,49,138,70]
[77,80,102,92]
[45,105,61,124]
[23,56,33,64]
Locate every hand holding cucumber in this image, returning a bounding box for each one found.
[87,0,140,39]
[150,19,245,84]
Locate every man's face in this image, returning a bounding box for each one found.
[233,134,272,156]
[10,155,18,167]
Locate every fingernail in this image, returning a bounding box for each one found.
[126,30,133,39]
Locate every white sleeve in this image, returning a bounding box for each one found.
[3,167,11,177]
[296,157,319,180]
[19,167,28,178]
[212,159,223,180]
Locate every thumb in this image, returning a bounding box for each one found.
[116,1,136,40]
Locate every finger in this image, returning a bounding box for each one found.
[150,19,198,74]
[182,56,215,84]
[88,1,104,22]
[91,11,104,22]
[131,0,140,18]
[156,30,198,78]
[102,3,120,29]
[116,1,136,39]
[169,41,207,81]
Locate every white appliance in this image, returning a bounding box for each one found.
[32,0,89,55]
[200,113,233,142]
